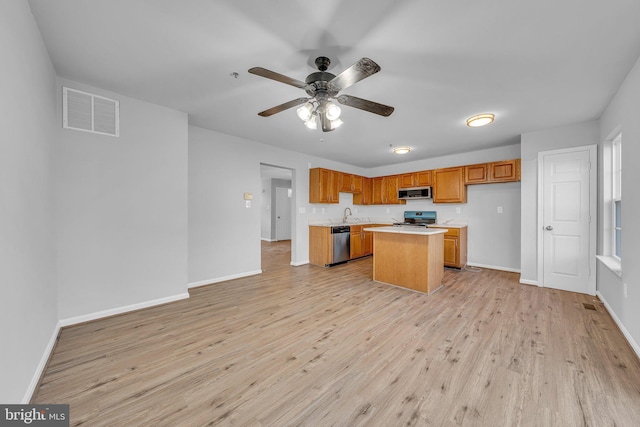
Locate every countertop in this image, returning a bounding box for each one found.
[309,221,393,227]
[428,223,467,229]
[363,226,447,235]
[308,221,467,228]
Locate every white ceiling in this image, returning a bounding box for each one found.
[29,0,640,168]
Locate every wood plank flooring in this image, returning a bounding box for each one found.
[33,241,640,426]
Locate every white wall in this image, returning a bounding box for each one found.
[519,121,600,283]
[598,55,640,351]
[55,78,189,320]
[0,1,58,402]
[188,125,371,283]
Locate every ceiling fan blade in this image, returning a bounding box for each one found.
[257,97,310,117]
[336,95,394,117]
[248,67,307,89]
[329,58,381,91]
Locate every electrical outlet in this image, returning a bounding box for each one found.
[456,207,461,214]
[497,206,503,214]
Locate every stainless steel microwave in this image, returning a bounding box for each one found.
[398,186,432,200]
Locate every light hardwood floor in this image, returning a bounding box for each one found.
[33,241,640,426]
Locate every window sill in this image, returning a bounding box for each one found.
[596,255,622,277]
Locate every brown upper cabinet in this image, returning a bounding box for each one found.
[433,166,467,203]
[399,170,432,188]
[353,177,372,205]
[490,159,521,182]
[310,159,519,204]
[309,168,340,203]
[339,173,364,193]
[372,175,406,205]
[464,163,488,184]
[465,159,521,185]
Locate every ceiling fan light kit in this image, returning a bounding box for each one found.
[466,113,495,127]
[249,56,394,132]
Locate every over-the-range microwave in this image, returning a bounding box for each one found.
[398,186,432,200]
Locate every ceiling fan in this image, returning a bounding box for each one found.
[248,56,394,132]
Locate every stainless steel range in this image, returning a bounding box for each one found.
[393,211,437,227]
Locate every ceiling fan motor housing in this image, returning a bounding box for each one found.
[305,72,339,97]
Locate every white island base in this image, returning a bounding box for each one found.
[364,227,447,294]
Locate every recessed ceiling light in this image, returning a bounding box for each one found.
[466,113,495,127]
[393,146,411,155]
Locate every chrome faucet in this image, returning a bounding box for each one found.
[343,207,352,223]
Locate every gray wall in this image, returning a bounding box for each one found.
[520,121,600,283]
[55,78,189,320]
[0,2,58,402]
[598,54,640,352]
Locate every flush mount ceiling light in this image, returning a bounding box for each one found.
[249,56,394,132]
[393,146,411,155]
[466,113,495,127]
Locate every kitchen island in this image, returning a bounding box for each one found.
[363,226,447,294]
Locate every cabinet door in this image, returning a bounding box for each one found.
[465,163,488,184]
[350,225,364,259]
[363,229,374,255]
[399,173,415,188]
[354,177,372,205]
[339,173,353,192]
[372,177,385,204]
[415,170,432,186]
[309,168,340,203]
[433,167,467,203]
[352,175,363,193]
[490,159,520,182]
[442,236,459,266]
[386,175,403,204]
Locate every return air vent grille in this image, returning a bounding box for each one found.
[63,87,119,137]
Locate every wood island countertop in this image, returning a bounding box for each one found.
[364,226,445,294]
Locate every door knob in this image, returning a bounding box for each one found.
[545,225,553,230]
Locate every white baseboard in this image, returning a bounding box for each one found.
[22,320,62,404]
[519,278,540,286]
[596,291,640,360]
[467,262,521,273]
[58,292,190,328]
[188,269,262,289]
[290,260,309,267]
[261,237,274,242]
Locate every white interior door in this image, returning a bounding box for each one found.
[539,145,596,295]
[275,187,291,241]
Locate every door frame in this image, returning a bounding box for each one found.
[536,144,597,295]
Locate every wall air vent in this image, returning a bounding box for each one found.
[63,87,119,137]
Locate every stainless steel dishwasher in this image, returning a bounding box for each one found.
[331,225,351,265]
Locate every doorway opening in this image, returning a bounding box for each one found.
[260,163,295,269]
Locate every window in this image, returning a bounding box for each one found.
[612,135,622,259]
[597,132,622,276]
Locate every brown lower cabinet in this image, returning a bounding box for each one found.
[309,224,384,267]
[428,225,468,268]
